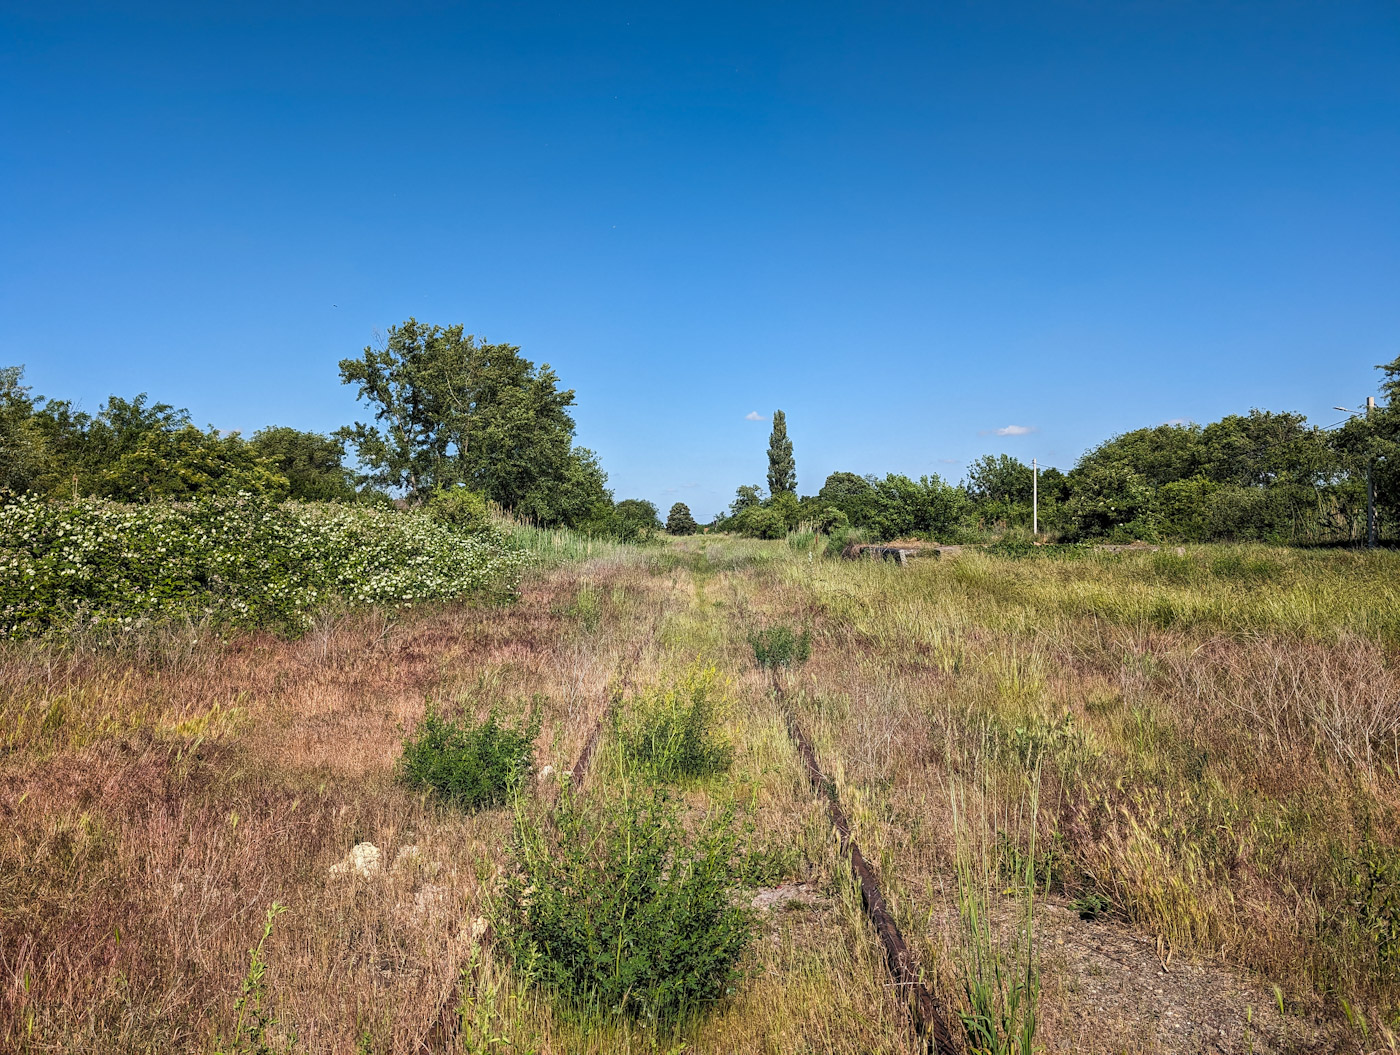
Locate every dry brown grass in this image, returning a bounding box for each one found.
[5,537,1399,1053]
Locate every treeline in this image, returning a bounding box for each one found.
[717,356,1400,545]
[0,319,661,541]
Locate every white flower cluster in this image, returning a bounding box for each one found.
[0,493,528,638]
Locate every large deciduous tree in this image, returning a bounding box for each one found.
[766,410,795,496]
[337,320,611,525]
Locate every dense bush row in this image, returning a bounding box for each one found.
[0,493,527,637]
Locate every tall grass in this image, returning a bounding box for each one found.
[950,759,1041,1055]
[505,522,644,567]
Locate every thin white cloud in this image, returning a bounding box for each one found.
[978,424,1037,437]
[745,411,767,422]
[1163,417,1187,426]
[937,458,959,464]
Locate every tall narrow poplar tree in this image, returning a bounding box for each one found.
[767,410,796,496]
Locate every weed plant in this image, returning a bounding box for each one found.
[786,530,818,553]
[215,904,297,1055]
[615,667,733,782]
[950,762,1041,1055]
[398,703,540,810]
[495,783,754,1027]
[749,625,811,669]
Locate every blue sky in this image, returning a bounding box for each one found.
[3,2,1398,519]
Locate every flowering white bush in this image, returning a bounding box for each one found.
[0,493,528,637]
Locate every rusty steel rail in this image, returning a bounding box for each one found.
[776,676,961,1053]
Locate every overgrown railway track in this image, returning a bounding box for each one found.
[774,673,961,1053]
[424,605,960,1052]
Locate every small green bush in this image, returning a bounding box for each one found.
[616,667,732,782]
[398,704,540,810]
[425,485,494,536]
[750,625,811,669]
[824,525,866,558]
[497,785,753,1026]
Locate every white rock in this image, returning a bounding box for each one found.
[329,842,382,878]
[411,883,447,918]
[392,845,420,871]
[538,764,555,783]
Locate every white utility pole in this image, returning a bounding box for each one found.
[1032,458,1038,537]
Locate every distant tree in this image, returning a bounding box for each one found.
[730,484,765,516]
[766,410,796,496]
[1373,354,1400,521]
[338,319,610,525]
[817,471,876,525]
[32,393,191,496]
[734,505,785,539]
[617,498,663,533]
[250,427,356,501]
[98,425,289,502]
[965,455,1034,506]
[862,474,967,541]
[1075,423,1205,487]
[666,502,698,535]
[1037,466,1069,503]
[1063,461,1158,541]
[767,490,800,532]
[0,366,46,493]
[12,381,288,502]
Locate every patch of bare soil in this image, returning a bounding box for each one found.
[1038,901,1351,1055]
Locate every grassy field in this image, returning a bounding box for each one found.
[2,535,1398,1053]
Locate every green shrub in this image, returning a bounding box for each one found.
[1338,838,1400,982]
[0,494,526,638]
[398,704,540,810]
[616,667,732,782]
[425,485,494,535]
[824,525,866,558]
[750,625,811,669]
[733,505,786,540]
[497,785,753,1025]
[582,499,662,543]
[813,506,848,533]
